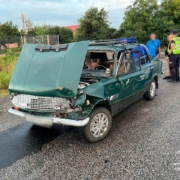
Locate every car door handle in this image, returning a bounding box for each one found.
[140,75,145,80]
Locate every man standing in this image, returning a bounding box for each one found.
[146,33,161,58]
[168,30,180,83]
[163,34,173,79]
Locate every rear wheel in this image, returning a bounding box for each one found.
[144,80,156,100]
[80,107,112,143]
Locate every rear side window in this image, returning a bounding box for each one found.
[131,51,141,71]
[133,46,150,65]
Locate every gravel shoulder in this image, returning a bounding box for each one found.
[0,95,24,132]
[0,95,12,121]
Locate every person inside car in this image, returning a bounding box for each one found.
[85,57,99,70]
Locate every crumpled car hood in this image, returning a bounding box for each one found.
[9,41,89,98]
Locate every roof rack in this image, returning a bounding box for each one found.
[89,37,138,46]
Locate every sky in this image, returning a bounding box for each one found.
[0,0,134,29]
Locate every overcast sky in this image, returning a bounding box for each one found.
[0,0,162,29]
[0,0,135,29]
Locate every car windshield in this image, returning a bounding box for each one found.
[82,51,114,77]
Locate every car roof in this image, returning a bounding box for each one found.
[88,43,142,52]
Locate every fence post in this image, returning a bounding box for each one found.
[58,35,60,44]
[23,36,26,44]
[47,35,50,45]
[21,36,23,47]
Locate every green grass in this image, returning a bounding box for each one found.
[0,47,22,55]
[0,49,19,96]
[0,89,9,97]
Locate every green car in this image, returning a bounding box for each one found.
[8,38,162,142]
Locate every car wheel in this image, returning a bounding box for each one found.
[144,80,156,100]
[80,107,112,143]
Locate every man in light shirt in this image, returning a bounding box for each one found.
[146,33,161,58]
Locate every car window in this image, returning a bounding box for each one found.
[118,52,141,75]
[133,46,150,65]
[140,50,150,65]
[84,52,115,70]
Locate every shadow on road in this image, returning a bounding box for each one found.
[0,122,73,169]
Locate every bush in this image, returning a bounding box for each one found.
[0,71,11,89]
[0,47,21,55]
[0,49,18,93]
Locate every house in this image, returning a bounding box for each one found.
[65,25,79,34]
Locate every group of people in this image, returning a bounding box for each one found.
[146,30,180,83]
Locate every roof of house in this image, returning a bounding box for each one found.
[65,25,79,33]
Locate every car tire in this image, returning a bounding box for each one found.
[79,107,112,143]
[144,80,156,100]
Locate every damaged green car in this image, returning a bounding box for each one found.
[8,38,162,142]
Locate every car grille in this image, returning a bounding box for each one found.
[11,94,70,110]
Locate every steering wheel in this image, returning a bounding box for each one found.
[95,65,107,70]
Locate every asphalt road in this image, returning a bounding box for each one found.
[1,59,180,179]
[0,123,72,169]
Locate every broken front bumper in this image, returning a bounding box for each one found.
[8,108,90,128]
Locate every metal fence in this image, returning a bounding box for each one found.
[0,35,60,50]
[22,35,59,45]
[0,36,22,49]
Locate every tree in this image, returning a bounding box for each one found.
[75,7,110,40]
[120,0,180,44]
[25,19,33,32]
[27,25,50,36]
[105,28,122,39]
[26,25,73,43]
[0,21,20,49]
[161,0,180,25]
[0,21,20,36]
[160,0,180,39]
[58,27,73,43]
[120,0,159,43]
[48,26,73,43]
[26,28,36,36]
[150,0,180,43]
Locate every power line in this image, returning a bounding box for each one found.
[11,16,21,21]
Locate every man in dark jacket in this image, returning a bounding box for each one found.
[168,30,180,83]
[163,34,173,79]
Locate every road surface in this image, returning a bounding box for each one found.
[1,58,180,179]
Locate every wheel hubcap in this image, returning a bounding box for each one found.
[150,82,156,97]
[90,113,108,138]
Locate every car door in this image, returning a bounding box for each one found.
[136,46,154,92]
[114,51,145,111]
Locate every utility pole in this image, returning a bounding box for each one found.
[21,14,26,44]
[22,14,25,32]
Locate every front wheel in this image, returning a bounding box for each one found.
[144,80,156,100]
[79,107,112,143]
